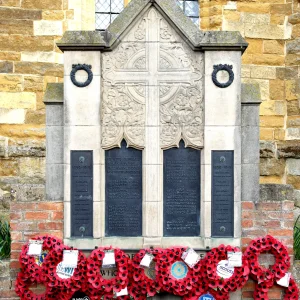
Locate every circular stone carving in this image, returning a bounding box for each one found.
[171,261,188,279]
[70,64,93,88]
[212,64,234,88]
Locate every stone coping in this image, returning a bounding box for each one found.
[241,83,262,105]
[57,0,247,52]
[44,83,63,104]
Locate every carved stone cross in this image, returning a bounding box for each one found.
[102,7,203,150]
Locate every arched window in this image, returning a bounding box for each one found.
[176,0,199,25]
[95,0,124,30]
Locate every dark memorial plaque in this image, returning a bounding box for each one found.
[163,140,200,236]
[212,150,234,237]
[71,151,93,237]
[105,140,142,236]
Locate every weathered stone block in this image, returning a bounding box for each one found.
[0,108,25,124]
[0,92,36,109]
[263,40,284,55]
[0,136,8,157]
[42,10,64,20]
[260,184,294,202]
[286,159,300,175]
[285,80,297,100]
[245,23,288,40]
[270,79,285,100]
[276,66,298,80]
[11,183,45,202]
[22,0,63,10]
[260,128,274,140]
[0,159,18,176]
[287,116,300,127]
[0,7,41,19]
[0,51,20,61]
[287,100,300,116]
[24,75,44,92]
[0,124,45,139]
[0,19,33,35]
[260,100,285,116]
[0,74,22,92]
[250,66,276,79]
[289,12,300,25]
[244,53,285,66]
[260,158,285,176]
[270,4,292,15]
[14,62,63,77]
[0,0,20,7]
[287,38,300,54]
[8,141,45,157]
[260,116,284,128]
[287,175,300,189]
[0,61,13,73]
[237,3,270,14]
[242,78,269,101]
[286,128,300,140]
[260,141,276,158]
[245,39,263,54]
[18,157,45,183]
[0,35,54,52]
[34,20,63,36]
[25,110,45,124]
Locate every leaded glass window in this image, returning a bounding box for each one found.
[176,0,199,26]
[95,0,124,30]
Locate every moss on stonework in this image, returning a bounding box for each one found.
[241,83,261,104]
[44,83,63,103]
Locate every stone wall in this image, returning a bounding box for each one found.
[199,0,300,205]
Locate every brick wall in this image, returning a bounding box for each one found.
[241,184,296,299]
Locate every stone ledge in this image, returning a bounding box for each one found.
[241,83,262,104]
[44,83,63,104]
[56,31,106,51]
[260,184,294,202]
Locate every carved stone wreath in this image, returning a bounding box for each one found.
[212,64,234,88]
[70,64,93,88]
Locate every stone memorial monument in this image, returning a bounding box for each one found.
[43,0,261,297]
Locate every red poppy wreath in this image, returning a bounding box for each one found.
[15,271,57,300]
[41,244,87,295]
[244,235,290,285]
[86,247,129,298]
[155,247,200,297]
[201,244,249,293]
[19,235,63,281]
[130,248,163,298]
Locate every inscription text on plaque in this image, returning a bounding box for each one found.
[105,140,142,236]
[71,151,93,237]
[163,140,200,236]
[212,150,234,237]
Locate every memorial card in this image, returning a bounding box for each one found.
[102,250,116,268]
[227,251,242,267]
[140,253,154,268]
[62,250,79,268]
[27,240,43,256]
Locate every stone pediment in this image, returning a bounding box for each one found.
[57,0,247,52]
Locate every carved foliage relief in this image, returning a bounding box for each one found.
[101,8,204,150]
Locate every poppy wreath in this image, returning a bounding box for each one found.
[244,235,290,285]
[283,277,299,300]
[15,272,58,300]
[19,235,63,281]
[86,247,129,298]
[200,244,249,293]
[155,247,199,297]
[130,248,163,298]
[41,244,87,295]
[253,281,271,300]
[184,288,230,300]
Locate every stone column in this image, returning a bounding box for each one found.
[63,51,101,244]
[44,83,64,201]
[241,83,262,204]
[203,50,242,246]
